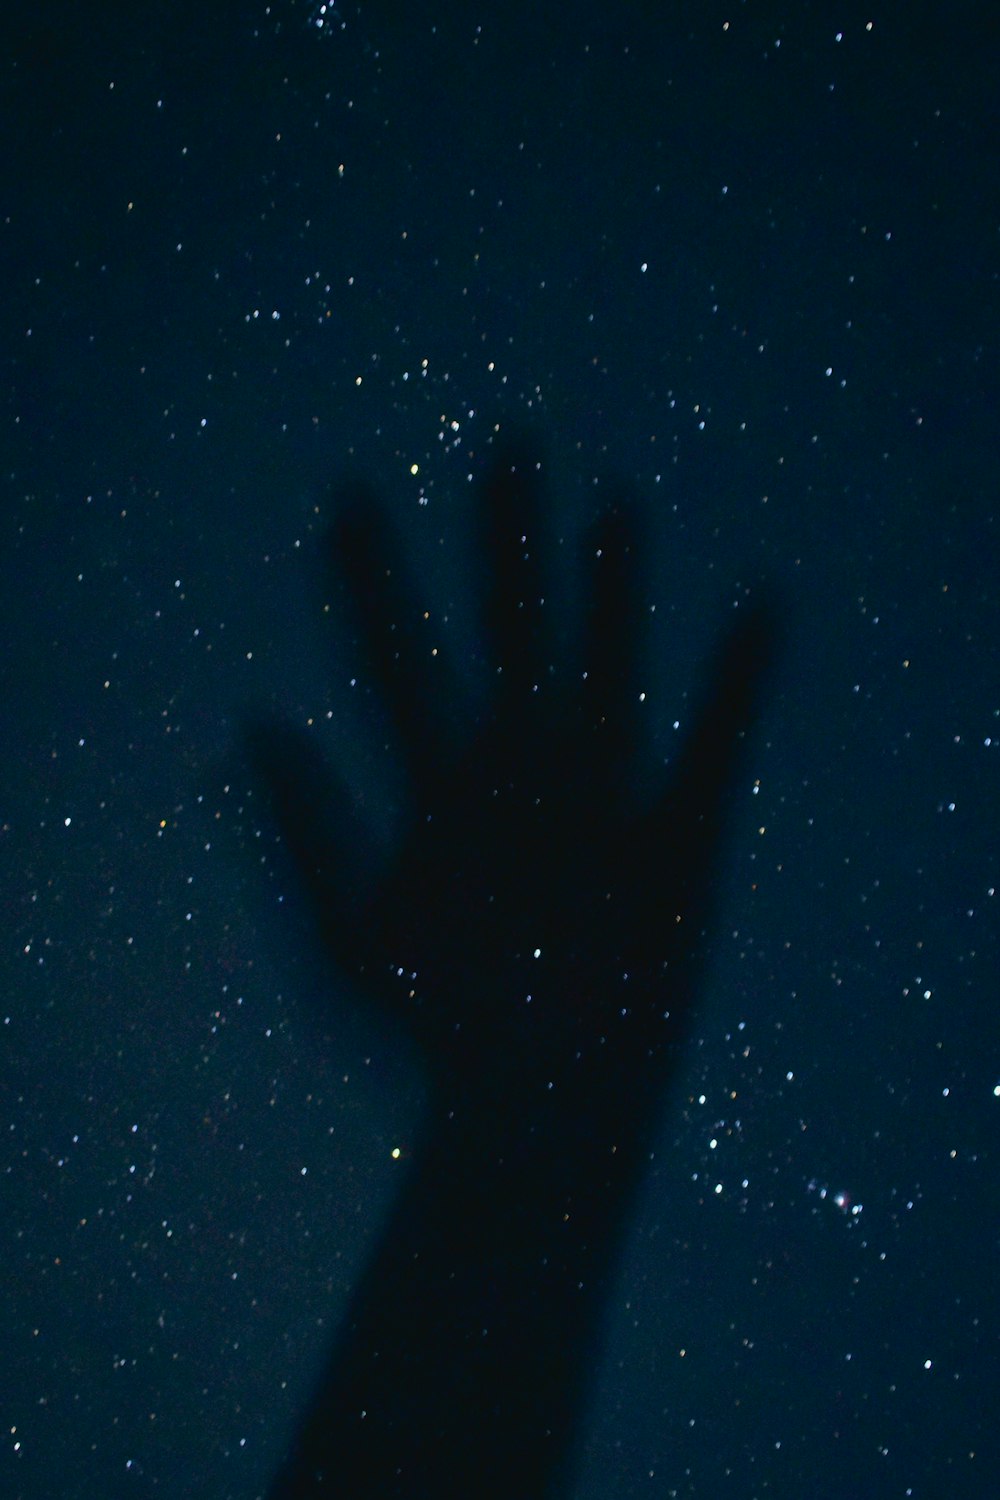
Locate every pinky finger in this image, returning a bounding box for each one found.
[244,717,381,977]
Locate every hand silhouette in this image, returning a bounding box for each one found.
[252,439,778,1500]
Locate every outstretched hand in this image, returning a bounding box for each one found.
[255,439,779,1500]
[250,442,776,1128]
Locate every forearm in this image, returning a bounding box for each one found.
[269,1074,653,1500]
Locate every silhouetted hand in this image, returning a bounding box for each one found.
[251,440,775,1140]
[254,440,779,1500]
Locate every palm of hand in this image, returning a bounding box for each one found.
[251,444,775,1103]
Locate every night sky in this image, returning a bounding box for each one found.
[3,3,997,1498]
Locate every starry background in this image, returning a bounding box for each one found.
[2,1,996,1497]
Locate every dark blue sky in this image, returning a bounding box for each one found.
[3,3,996,1497]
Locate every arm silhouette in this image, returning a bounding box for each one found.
[251,441,779,1499]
